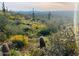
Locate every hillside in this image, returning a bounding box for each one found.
[0,9,78,56]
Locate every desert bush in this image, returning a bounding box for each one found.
[30,48,46,56]
[10,35,29,49]
[0,16,8,27]
[37,28,51,36]
[44,26,78,56]
[14,20,21,25]
[0,33,7,42]
[8,15,15,20]
[31,22,46,30]
[21,52,31,56]
[9,49,21,56]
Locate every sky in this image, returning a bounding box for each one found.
[0,2,75,11]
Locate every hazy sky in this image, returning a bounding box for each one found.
[0,2,75,11]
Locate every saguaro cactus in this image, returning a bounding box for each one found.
[32,8,35,21]
[48,11,51,20]
[2,2,6,14]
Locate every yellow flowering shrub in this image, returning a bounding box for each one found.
[8,16,15,20]
[10,35,29,47]
[32,22,46,30]
[16,15,25,20]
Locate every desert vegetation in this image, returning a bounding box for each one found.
[0,2,79,56]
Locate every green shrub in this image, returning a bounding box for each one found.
[0,33,7,42]
[12,40,25,48]
[30,48,46,56]
[9,49,21,56]
[0,16,8,27]
[37,28,51,36]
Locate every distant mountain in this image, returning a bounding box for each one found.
[16,11,75,18]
